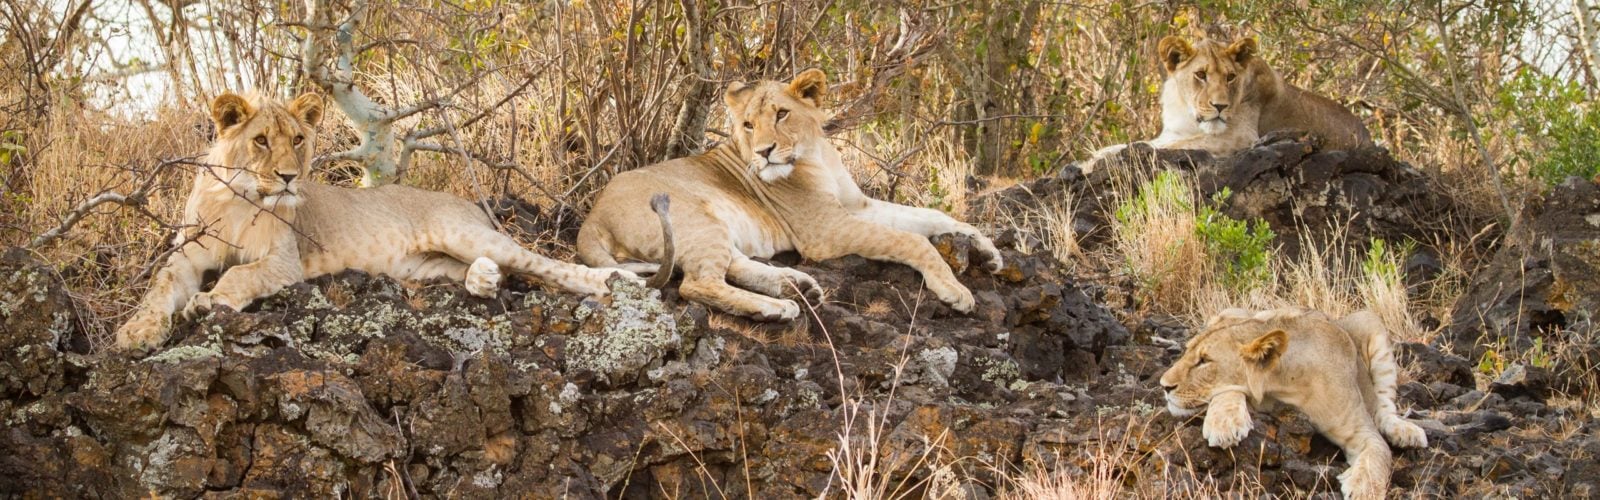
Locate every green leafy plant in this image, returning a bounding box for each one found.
[1496,68,1600,185]
[1196,188,1276,294]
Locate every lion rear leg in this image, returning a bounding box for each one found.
[727,256,824,305]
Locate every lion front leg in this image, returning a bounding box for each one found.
[1303,396,1394,500]
[183,252,303,318]
[805,218,974,312]
[1202,390,1254,448]
[116,245,215,351]
[852,199,1004,274]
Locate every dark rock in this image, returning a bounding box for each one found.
[0,248,79,399]
[1446,178,1600,360]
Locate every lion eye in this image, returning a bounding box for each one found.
[1195,71,1207,82]
[293,135,304,146]
[1226,73,1237,83]
[254,135,268,147]
[742,121,754,130]
[1196,355,1210,366]
[776,109,789,120]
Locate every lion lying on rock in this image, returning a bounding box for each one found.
[578,69,1002,321]
[116,92,642,351]
[1160,307,1428,499]
[1091,33,1373,170]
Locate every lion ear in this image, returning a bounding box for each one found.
[1240,329,1288,368]
[724,81,749,105]
[210,92,254,131]
[1158,35,1195,73]
[786,68,827,107]
[1228,37,1258,64]
[290,92,324,127]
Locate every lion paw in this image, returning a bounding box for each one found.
[1203,406,1253,448]
[115,310,171,352]
[465,257,502,298]
[1382,417,1429,449]
[974,238,1005,274]
[752,299,801,322]
[932,282,975,313]
[1337,459,1388,500]
[785,271,826,305]
[183,291,217,318]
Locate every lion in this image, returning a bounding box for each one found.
[115,91,642,351]
[1159,307,1429,499]
[1090,34,1373,168]
[577,69,1003,321]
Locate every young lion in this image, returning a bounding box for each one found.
[1090,34,1373,168]
[115,92,639,351]
[578,69,1003,321]
[1159,307,1428,499]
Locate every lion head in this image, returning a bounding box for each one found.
[723,69,829,181]
[1159,308,1307,416]
[1157,35,1262,136]
[203,92,324,207]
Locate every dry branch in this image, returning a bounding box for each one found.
[26,156,190,250]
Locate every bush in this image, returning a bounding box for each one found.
[1196,189,1276,295]
[1496,68,1600,185]
[1113,173,1275,315]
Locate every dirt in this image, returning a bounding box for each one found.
[1,138,1597,498]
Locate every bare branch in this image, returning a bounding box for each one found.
[26,155,191,250]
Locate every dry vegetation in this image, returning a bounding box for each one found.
[3,0,1598,496]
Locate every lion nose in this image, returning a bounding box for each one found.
[278,173,297,184]
[757,145,776,159]
[1212,103,1229,112]
[1160,379,1177,390]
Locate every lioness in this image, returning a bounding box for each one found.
[578,69,1002,321]
[1091,34,1373,166]
[1160,308,1428,500]
[115,92,639,351]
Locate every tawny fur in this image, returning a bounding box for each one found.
[1089,34,1373,169]
[577,69,1003,321]
[1160,307,1428,500]
[115,92,636,351]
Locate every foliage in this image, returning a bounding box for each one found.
[1113,172,1275,312]
[1196,189,1276,295]
[1495,68,1600,185]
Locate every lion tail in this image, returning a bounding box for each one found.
[645,193,676,290]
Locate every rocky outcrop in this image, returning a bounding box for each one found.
[981,134,1487,259]
[2,140,1595,498]
[1,237,1135,498]
[1444,177,1600,390]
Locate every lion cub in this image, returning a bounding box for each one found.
[116,92,638,351]
[1091,34,1373,168]
[578,69,1003,321]
[1160,307,1428,499]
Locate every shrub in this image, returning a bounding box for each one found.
[1196,189,1276,295]
[1496,68,1600,185]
